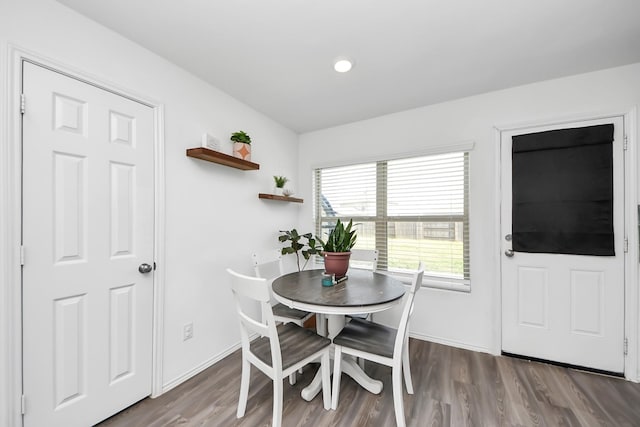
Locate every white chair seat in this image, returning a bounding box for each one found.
[333,317,396,358]
[272,303,311,322]
[346,312,370,321]
[251,323,331,370]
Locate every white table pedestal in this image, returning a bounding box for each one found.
[300,314,383,401]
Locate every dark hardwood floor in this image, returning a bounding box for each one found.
[98,339,640,426]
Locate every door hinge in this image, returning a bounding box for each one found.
[21,394,26,415]
[623,134,628,150]
[20,93,25,114]
[624,337,629,356]
[20,245,25,266]
[624,238,629,253]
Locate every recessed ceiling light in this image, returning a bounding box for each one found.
[334,58,353,73]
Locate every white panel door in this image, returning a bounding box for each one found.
[501,116,625,373]
[22,62,155,427]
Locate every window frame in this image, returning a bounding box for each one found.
[313,143,473,292]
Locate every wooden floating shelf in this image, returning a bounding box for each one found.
[186,147,259,171]
[258,193,304,203]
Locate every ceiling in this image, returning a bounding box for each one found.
[57,0,640,133]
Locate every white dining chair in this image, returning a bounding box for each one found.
[252,250,315,384]
[227,268,332,427]
[252,250,314,327]
[346,248,379,369]
[347,249,379,324]
[349,248,379,271]
[313,250,378,338]
[331,263,424,427]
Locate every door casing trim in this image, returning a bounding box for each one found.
[494,108,639,382]
[1,44,167,426]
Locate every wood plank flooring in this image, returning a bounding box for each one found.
[98,339,640,426]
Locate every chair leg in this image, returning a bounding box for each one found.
[237,356,250,418]
[294,318,305,376]
[331,346,343,410]
[358,357,365,370]
[321,351,331,410]
[355,315,372,370]
[402,338,413,394]
[273,375,283,427]
[289,371,297,385]
[392,362,406,427]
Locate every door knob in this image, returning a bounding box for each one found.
[138,263,153,274]
[504,249,514,257]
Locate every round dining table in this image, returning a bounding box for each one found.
[272,268,406,401]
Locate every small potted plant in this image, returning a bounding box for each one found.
[279,229,321,271]
[317,219,357,278]
[230,130,251,161]
[273,175,288,195]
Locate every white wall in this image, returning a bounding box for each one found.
[0,0,303,424]
[298,62,640,358]
[2,2,640,425]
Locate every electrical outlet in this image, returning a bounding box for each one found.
[183,323,193,341]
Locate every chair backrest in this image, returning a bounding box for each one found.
[349,249,379,271]
[252,250,285,280]
[227,268,282,368]
[393,262,424,358]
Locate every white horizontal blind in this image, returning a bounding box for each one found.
[384,152,469,280]
[316,163,376,218]
[314,151,470,284]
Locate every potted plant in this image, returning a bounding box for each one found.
[230,130,251,161]
[279,229,321,271]
[273,175,288,195]
[317,219,357,278]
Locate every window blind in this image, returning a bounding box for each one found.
[314,151,470,284]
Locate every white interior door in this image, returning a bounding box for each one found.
[22,62,155,426]
[501,116,625,373]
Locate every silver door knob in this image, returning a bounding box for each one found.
[138,263,153,274]
[504,249,514,257]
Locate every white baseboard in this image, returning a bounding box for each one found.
[159,333,496,397]
[160,341,242,395]
[409,332,496,355]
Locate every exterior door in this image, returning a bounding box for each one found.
[501,116,625,373]
[22,62,155,426]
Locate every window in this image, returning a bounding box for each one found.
[314,150,470,289]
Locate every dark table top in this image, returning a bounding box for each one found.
[272,269,406,313]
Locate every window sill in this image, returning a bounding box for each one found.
[377,270,471,293]
[323,261,471,293]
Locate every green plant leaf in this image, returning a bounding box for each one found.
[230,130,251,144]
[315,218,357,252]
[279,227,324,271]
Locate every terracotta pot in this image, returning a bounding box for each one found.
[323,251,351,278]
[233,142,251,161]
